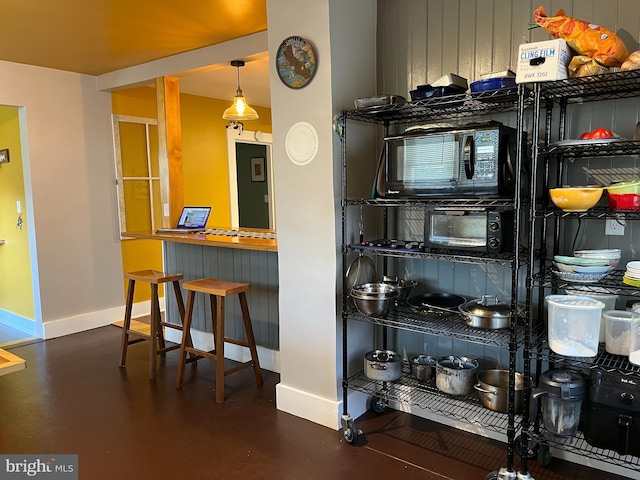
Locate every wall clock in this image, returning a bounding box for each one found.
[276,36,317,89]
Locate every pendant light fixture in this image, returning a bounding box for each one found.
[222,60,259,121]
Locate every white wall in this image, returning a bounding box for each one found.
[0,60,124,337]
[268,0,377,429]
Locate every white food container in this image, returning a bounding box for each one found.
[604,310,637,355]
[546,295,604,357]
[566,289,618,342]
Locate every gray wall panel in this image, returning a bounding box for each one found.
[163,242,279,350]
[377,0,640,362]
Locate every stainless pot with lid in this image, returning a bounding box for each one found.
[410,354,436,381]
[458,295,512,329]
[435,355,479,396]
[364,349,402,382]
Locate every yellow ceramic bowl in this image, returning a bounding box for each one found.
[549,186,603,212]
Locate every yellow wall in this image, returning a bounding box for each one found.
[0,106,35,320]
[111,84,272,303]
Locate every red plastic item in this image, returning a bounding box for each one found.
[608,193,640,210]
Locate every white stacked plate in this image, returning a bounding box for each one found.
[625,261,640,280]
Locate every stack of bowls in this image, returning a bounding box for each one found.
[605,180,640,211]
[351,282,398,318]
[574,249,622,268]
[552,251,619,283]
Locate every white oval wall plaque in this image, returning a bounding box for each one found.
[285,122,318,165]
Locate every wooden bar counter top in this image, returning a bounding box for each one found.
[125,228,277,252]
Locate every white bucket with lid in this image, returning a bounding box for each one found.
[545,295,605,357]
[565,288,618,342]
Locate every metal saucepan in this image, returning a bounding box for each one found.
[458,295,512,330]
[407,293,467,316]
[474,369,526,413]
[364,349,402,382]
[409,354,437,381]
[435,355,479,396]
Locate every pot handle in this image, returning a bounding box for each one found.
[370,362,388,371]
[474,383,497,395]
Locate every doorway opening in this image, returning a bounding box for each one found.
[226,128,275,229]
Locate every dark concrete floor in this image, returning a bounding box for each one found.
[0,326,629,479]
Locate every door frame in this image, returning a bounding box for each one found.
[226,128,275,229]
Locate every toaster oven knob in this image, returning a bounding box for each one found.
[488,238,500,249]
[488,220,500,231]
[620,392,635,405]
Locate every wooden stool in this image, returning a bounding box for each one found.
[175,278,263,403]
[119,269,191,380]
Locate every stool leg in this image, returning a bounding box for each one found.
[176,290,196,389]
[238,292,263,385]
[119,279,136,367]
[149,283,160,380]
[172,279,194,353]
[214,294,226,404]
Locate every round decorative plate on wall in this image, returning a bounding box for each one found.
[276,36,317,89]
[285,122,318,165]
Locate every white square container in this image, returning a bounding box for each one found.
[546,295,605,357]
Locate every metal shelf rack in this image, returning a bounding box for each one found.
[525,70,640,478]
[339,83,529,479]
[346,364,514,437]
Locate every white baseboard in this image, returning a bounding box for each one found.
[275,383,368,430]
[0,310,37,336]
[42,299,159,339]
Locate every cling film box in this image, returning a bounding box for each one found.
[516,39,573,83]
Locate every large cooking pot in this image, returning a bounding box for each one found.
[435,355,479,396]
[364,350,402,382]
[474,369,525,413]
[458,295,512,330]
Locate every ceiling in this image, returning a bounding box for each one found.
[0,0,272,106]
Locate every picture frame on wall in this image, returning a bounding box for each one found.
[0,149,9,163]
[251,157,265,182]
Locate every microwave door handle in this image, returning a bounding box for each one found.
[463,135,475,179]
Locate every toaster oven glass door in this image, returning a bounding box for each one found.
[429,213,487,248]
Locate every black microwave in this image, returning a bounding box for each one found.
[424,209,514,253]
[374,121,522,198]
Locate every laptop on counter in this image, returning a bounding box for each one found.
[156,206,211,234]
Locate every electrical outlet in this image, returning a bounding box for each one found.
[605,218,625,236]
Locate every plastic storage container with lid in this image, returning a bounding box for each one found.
[604,310,638,355]
[566,288,618,342]
[545,295,605,357]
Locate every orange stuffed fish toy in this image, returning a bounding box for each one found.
[533,6,628,67]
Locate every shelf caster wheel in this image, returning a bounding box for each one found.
[515,434,538,460]
[370,395,387,414]
[341,414,360,445]
[485,471,499,480]
[537,443,551,467]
